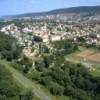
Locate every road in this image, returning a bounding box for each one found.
[0,61,51,100]
[65,57,100,68]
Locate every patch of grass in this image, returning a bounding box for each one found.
[90,70,100,77]
[86,60,100,64]
[33,95,40,100]
[89,66,100,77]
[24,74,57,100]
[56,95,69,100]
[14,79,28,91]
[66,46,100,65]
[66,49,82,60]
[96,67,100,70]
[34,82,57,100]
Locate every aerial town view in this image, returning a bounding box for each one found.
[0,0,100,100]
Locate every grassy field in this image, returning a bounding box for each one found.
[66,47,100,64]
[56,95,69,100]
[89,66,100,77]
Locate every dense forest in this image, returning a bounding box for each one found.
[27,55,100,100]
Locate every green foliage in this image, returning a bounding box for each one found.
[34,35,43,42]
[50,84,64,96]
[52,39,78,54]
[16,56,32,73]
[12,50,100,100]
[0,63,34,100]
[0,32,20,61]
[19,90,33,100]
[34,60,100,99]
[0,64,20,99]
[40,76,53,87]
[28,71,41,81]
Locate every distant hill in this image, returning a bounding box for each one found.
[48,6,100,14]
[16,6,100,17]
[1,5,100,19]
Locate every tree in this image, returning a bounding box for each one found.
[33,35,43,42]
[50,84,64,95]
[20,90,33,100]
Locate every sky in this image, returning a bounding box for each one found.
[0,0,100,16]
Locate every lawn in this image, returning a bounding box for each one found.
[56,95,69,100]
[66,47,100,64]
[66,50,82,60]
[89,66,100,77]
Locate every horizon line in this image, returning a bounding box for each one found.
[1,5,100,17]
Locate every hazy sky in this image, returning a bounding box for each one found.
[0,0,100,16]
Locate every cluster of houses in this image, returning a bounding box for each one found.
[1,22,100,49]
[1,22,100,46]
[0,21,100,60]
[0,23,65,47]
[1,24,33,47]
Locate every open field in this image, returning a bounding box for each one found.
[86,54,100,63]
[89,66,100,77]
[67,47,100,64]
[56,95,69,100]
[77,50,94,58]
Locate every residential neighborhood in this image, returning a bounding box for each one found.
[1,21,100,47]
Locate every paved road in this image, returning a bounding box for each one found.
[1,61,51,100]
[65,57,100,68]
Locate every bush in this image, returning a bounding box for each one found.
[50,83,64,95]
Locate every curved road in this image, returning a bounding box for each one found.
[1,61,51,100]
